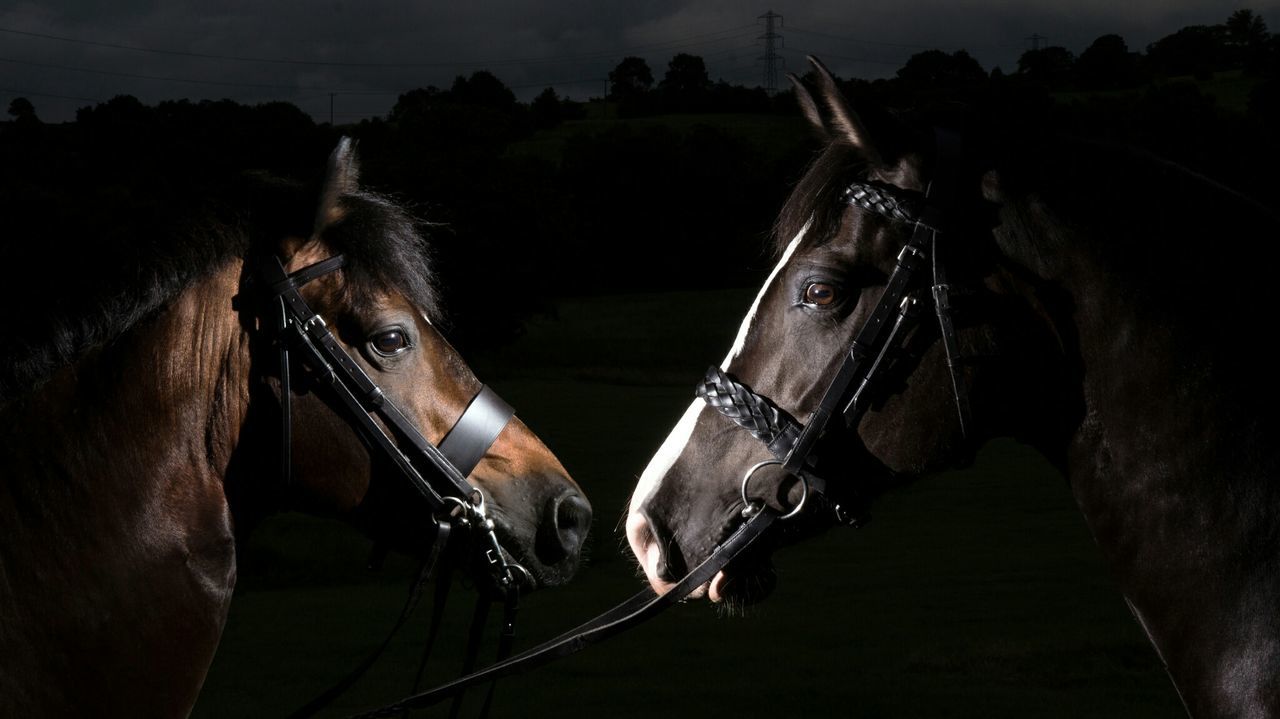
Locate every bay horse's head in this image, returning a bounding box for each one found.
[627,59,1073,605]
[236,139,590,589]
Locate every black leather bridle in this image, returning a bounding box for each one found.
[342,129,975,718]
[239,252,533,717]
[247,252,526,587]
[699,128,974,526]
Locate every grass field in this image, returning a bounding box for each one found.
[192,289,1184,718]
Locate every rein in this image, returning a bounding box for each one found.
[240,254,530,716]
[699,129,973,522]
[346,509,779,719]
[329,130,975,718]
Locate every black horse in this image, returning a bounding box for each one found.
[0,139,591,717]
[626,59,1280,716]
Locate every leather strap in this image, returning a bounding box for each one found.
[288,521,453,719]
[439,386,513,479]
[252,252,531,719]
[347,509,780,719]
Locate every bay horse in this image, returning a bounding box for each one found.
[0,138,591,717]
[626,59,1280,717]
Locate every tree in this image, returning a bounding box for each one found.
[531,87,563,129]
[1017,46,1076,87]
[450,71,516,109]
[659,53,712,112]
[7,97,38,126]
[1226,9,1271,72]
[1076,34,1138,89]
[660,53,710,95]
[608,56,653,100]
[896,49,987,88]
[1146,25,1229,78]
[1227,9,1269,48]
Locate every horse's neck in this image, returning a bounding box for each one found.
[993,175,1280,714]
[0,259,250,716]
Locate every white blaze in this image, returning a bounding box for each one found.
[720,227,805,370]
[629,225,808,517]
[627,224,809,593]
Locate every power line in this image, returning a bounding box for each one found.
[0,86,101,103]
[789,24,1024,52]
[0,24,757,69]
[0,56,332,92]
[784,46,906,67]
[788,25,936,50]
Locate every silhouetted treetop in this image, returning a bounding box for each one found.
[609,56,654,100]
[661,53,711,95]
[1018,46,1076,87]
[896,49,986,88]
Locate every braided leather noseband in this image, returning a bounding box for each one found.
[697,128,974,525]
[341,129,975,718]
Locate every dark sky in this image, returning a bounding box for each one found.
[1,0,1272,123]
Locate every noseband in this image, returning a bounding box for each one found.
[697,129,974,525]
[333,130,981,718]
[240,253,542,717]
[243,253,527,588]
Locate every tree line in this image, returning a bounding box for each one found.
[2,8,1277,350]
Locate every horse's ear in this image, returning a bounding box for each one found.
[279,137,360,263]
[314,136,360,235]
[806,56,883,167]
[789,72,829,141]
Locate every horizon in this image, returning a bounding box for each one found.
[2,1,1272,124]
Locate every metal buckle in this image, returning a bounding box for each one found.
[740,459,809,521]
[442,491,531,591]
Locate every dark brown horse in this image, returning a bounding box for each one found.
[626,60,1280,716]
[0,139,590,717]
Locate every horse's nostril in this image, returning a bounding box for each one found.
[641,509,686,583]
[535,490,592,567]
[552,491,591,557]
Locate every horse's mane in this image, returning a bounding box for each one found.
[772,99,1280,282]
[770,92,1280,409]
[0,170,441,404]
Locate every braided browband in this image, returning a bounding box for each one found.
[843,181,931,228]
[697,366,803,459]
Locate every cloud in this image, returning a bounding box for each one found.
[2,0,1276,122]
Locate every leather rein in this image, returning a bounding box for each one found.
[342,129,976,718]
[239,253,530,717]
[698,128,974,524]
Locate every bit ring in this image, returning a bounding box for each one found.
[740,459,809,521]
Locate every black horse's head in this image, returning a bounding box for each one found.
[238,139,591,589]
[627,59,1075,604]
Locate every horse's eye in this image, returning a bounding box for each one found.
[803,282,838,307]
[370,329,409,356]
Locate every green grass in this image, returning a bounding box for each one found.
[193,290,1183,718]
[1052,68,1261,114]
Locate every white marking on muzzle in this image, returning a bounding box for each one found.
[627,224,809,592]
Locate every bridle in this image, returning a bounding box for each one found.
[244,252,526,588]
[238,252,532,716]
[339,129,977,718]
[698,128,974,525]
